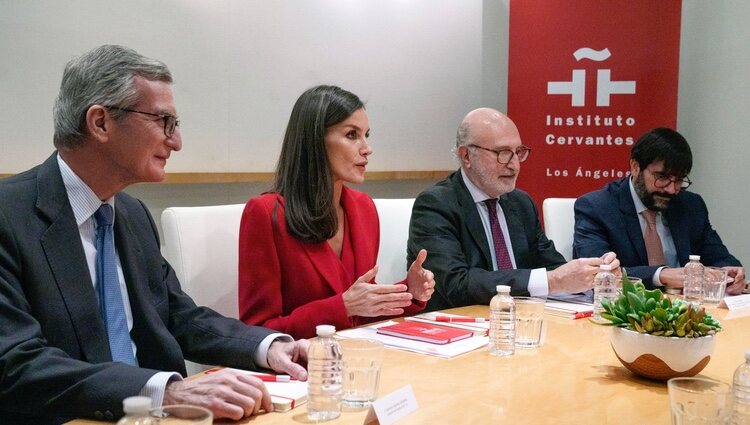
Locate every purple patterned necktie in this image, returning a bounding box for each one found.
[484,199,513,270]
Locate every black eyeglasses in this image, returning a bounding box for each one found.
[106,106,179,138]
[651,171,692,189]
[467,144,531,164]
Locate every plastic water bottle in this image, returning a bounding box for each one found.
[733,350,750,424]
[116,396,156,425]
[307,324,343,421]
[489,285,515,356]
[683,255,704,305]
[593,264,617,321]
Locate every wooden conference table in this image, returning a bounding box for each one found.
[70,304,750,425]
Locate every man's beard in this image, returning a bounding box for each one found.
[634,173,675,211]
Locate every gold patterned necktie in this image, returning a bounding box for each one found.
[641,209,666,266]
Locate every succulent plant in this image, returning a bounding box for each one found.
[600,273,722,337]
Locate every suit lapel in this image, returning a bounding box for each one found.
[498,194,526,265]
[283,196,350,294]
[341,188,377,279]
[666,202,690,266]
[36,155,111,363]
[617,180,649,265]
[453,173,492,266]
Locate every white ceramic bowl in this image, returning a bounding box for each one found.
[609,327,715,381]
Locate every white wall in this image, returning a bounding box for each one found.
[1,1,747,264]
[678,1,750,266]
[0,0,483,173]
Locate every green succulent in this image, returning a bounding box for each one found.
[600,273,721,337]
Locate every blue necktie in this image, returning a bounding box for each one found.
[94,204,136,365]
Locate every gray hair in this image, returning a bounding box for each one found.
[53,45,172,150]
[452,119,472,159]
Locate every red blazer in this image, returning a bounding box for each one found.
[239,186,424,339]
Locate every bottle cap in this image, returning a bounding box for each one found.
[496,285,511,294]
[315,324,336,336]
[122,396,152,414]
[599,264,612,271]
[689,255,701,261]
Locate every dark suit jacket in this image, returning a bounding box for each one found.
[408,170,566,311]
[238,187,424,339]
[573,177,741,287]
[0,154,274,424]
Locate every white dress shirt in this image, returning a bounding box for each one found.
[461,169,549,296]
[628,178,679,285]
[57,155,288,407]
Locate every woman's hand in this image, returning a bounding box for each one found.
[406,249,435,302]
[342,266,414,317]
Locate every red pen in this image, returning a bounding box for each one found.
[256,374,297,382]
[435,316,487,323]
[574,311,593,319]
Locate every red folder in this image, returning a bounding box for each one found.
[376,321,474,345]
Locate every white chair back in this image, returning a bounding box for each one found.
[542,198,577,261]
[373,198,415,284]
[161,204,246,319]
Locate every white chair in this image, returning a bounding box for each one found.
[373,198,416,284]
[161,204,246,374]
[161,204,246,318]
[542,198,577,261]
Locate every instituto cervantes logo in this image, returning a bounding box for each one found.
[548,48,636,107]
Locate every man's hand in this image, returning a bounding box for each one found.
[658,267,686,289]
[724,267,746,295]
[163,369,272,420]
[267,339,309,381]
[547,256,609,294]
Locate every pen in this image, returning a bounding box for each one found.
[256,375,297,382]
[435,316,487,323]
[574,311,593,319]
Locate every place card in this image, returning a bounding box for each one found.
[364,385,418,425]
[720,293,750,310]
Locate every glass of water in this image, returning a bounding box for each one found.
[340,338,383,408]
[667,377,732,424]
[513,297,545,348]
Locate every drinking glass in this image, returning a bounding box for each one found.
[339,338,383,408]
[513,297,545,348]
[667,377,732,424]
[151,405,213,424]
[703,267,729,306]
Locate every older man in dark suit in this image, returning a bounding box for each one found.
[573,128,744,292]
[0,45,308,424]
[408,108,618,311]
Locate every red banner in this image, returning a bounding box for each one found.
[508,1,682,211]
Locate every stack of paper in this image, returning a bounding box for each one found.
[337,321,488,358]
[229,369,307,412]
[544,300,594,319]
[404,312,489,335]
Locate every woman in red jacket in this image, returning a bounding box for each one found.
[239,85,435,339]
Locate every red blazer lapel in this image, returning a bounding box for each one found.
[341,186,379,282]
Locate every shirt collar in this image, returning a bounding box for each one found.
[57,154,115,225]
[461,168,495,204]
[628,177,648,215]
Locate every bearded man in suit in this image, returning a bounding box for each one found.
[408,108,618,311]
[573,127,744,292]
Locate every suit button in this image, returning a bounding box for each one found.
[104,411,114,420]
[94,411,104,420]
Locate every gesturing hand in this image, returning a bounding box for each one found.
[342,266,414,317]
[406,249,435,302]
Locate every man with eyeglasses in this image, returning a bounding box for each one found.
[573,127,744,292]
[0,45,308,424]
[408,108,619,311]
